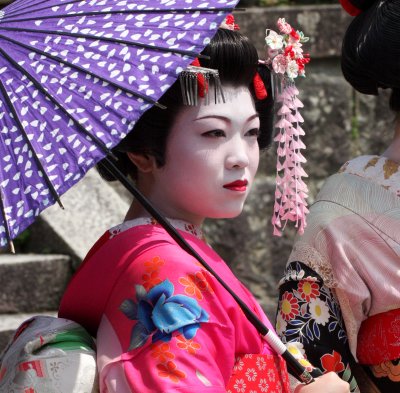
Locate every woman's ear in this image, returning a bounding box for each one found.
[127,152,157,173]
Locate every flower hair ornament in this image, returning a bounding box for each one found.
[179,14,266,105]
[178,13,237,107]
[179,59,225,106]
[261,18,310,236]
[220,13,240,31]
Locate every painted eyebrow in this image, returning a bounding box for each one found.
[194,113,259,123]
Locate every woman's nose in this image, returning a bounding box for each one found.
[225,136,250,169]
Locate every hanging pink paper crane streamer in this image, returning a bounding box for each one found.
[272,84,309,236]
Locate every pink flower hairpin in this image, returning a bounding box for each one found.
[262,18,310,236]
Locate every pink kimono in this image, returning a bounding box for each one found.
[59,218,290,392]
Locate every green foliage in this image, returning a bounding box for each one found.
[13,228,32,252]
[259,0,288,5]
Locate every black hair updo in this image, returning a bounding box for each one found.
[341,0,400,111]
[99,28,273,181]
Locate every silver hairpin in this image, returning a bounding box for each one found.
[179,65,225,106]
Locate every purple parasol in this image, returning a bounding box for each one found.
[0,0,239,249]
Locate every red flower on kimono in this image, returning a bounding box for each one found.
[280,291,299,321]
[176,335,201,355]
[142,270,162,291]
[179,271,213,300]
[144,256,165,272]
[151,342,175,363]
[142,256,165,289]
[19,360,44,377]
[321,351,345,373]
[297,280,320,302]
[157,361,186,383]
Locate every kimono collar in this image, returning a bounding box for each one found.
[109,216,205,240]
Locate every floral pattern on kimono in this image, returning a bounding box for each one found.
[277,262,359,392]
[60,218,290,392]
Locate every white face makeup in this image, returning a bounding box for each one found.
[148,85,260,226]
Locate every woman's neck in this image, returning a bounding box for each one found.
[124,201,151,222]
[124,200,204,227]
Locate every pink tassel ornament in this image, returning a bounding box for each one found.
[271,84,309,236]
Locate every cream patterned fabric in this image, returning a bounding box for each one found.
[0,315,98,392]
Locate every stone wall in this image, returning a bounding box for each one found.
[5,5,394,325]
[205,5,394,319]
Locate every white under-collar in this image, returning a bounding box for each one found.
[108,216,205,240]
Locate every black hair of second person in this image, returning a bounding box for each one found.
[341,0,400,113]
[98,28,274,182]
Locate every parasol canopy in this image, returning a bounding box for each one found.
[0,0,238,249]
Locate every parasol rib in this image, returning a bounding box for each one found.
[0,26,212,61]
[0,33,169,109]
[0,185,15,253]
[6,0,48,14]
[0,45,116,159]
[3,0,235,19]
[0,77,64,209]
[5,9,235,18]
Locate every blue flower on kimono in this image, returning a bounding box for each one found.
[120,279,209,350]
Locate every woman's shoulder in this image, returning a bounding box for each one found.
[59,220,199,334]
[337,154,400,194]
[339,154,399,177]
[338,155,379,173]
[76,218,213,285]
[78,224,174,279]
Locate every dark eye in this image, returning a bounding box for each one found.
[202,129,226,138]
[246,128,260,137]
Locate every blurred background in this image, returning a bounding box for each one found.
[0,1,394,350]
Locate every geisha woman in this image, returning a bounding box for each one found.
[57,19,349,393]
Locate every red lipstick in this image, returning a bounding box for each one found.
[223,179,248,192]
